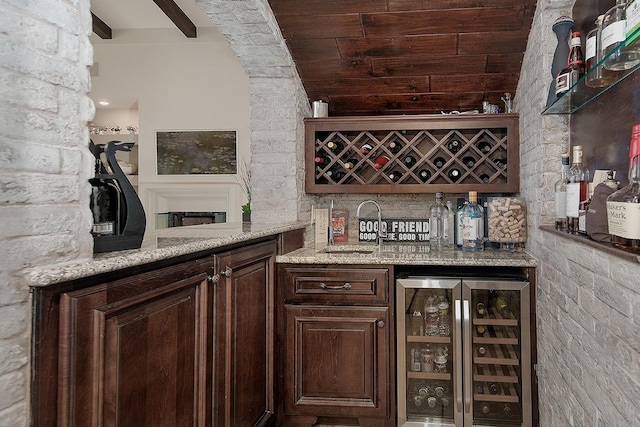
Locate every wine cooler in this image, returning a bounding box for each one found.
[396,276,532,427]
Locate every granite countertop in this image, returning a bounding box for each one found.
[276,243,538,266]
[27,221,307,287]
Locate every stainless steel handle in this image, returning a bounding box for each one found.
[319,282,352,291]
[463,299,472,415]
[454,299,463,415]
[377,320,385,328]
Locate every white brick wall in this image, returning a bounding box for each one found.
[0,0,94,425]
[518,0,640,425]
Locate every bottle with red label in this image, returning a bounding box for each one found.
[556,32,585,95]
[607,124,640,251]
[373,155,390,170]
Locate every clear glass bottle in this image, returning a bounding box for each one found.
[554,153,570,231]
[437,296,450,336]
[462,191,485,251]
[455,197,468,248]
[586,15,618,87]
[606,124,640,251]
[602,0,640,71]
[429,192,450,250]
[566,146,590,234]
[424,297,439,336]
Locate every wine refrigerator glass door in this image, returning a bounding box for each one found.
[397,278,462,427]
[462,279,531,427]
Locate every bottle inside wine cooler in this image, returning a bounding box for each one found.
[423,297,439,336]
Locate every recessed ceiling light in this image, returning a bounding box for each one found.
[98,100,110,106]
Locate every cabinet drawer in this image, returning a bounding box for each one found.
[283,266,389,304]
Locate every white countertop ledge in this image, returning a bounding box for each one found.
[26,221,307,287]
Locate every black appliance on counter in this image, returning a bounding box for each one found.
[89,140,146,253]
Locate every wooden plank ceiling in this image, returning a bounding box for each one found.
[267,0,537,116]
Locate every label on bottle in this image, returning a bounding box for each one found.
[585,35,597,61]
[627,0,640,43]
[462,217,482,240]
[555,191,567,219]
[566,182,581,217]
[607,201,640,239]
[93,221,115,235]
[602,20,625,50]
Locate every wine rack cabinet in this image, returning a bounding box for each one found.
[305,114,519,194]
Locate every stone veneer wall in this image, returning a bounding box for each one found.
[0,0,95,424]
[518,0,640,425]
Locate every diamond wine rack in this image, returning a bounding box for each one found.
[304,114,520,194]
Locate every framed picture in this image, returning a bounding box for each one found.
[156,130,237,175]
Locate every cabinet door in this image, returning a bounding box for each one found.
[57,258,213,427]
[213,240,277,427]
[285,305,390,419]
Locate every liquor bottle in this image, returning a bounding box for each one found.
[455,197,467,247]
[388,170,403,182]
[462,191,484,251]
[462,156,476,168]
[433,157,446,169]
[411,347,422,372]
[566,145,590,234]
[447,138,462,153]
[403,155,417,168]
[315,154,333,166]
[556,32,585,95]
[603,0,640,71]
[418,169,432,183]
[388,140,403,154]
[604,170,619,190]
[359,142,374,154]
[429,192,450,250]
[586,15,618,88]
[326,140,344,153]
[554,153,570,231]
[373,155,390,170]
[476,140,492,154]
[448,168,461,182]
[607,124,640,251]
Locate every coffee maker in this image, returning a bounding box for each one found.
[89,140,146,253]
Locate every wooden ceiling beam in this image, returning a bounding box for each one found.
[153,0,197,38]
[91,13,112,39]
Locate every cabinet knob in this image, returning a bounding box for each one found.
[319,282,352,291]
[377,320,385,328]
[221,266,233,277]
[208,274,220,284]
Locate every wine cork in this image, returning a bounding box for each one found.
[488,197,527,243]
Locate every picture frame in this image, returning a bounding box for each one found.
[156,130,237,175]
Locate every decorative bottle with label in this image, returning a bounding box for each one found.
[607,124,640,251]
[566,145,590,234]
[429,192,450,250]
[602,0,640,70]
[462,191,484,251]
[554,153,570,231]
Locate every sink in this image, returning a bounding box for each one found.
[320,245,377,254]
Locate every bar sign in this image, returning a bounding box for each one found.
[358,218,430,242]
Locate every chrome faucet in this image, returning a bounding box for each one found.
[356,200,387,247]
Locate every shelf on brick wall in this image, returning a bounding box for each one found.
[305,114,520,194]
[540,225,640,264]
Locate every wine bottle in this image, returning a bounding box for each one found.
[476,302,487,318]
[359,142,374,154]
[462,191,484,252]
[554,153,570,231]
[90,180,120,236]
[418,169,432,182]
[479,174,490,183]
[477,345,487,355]
[463,156,476,168]
[492,157,507,168]
[503,403,513,415]
[447,138,462,153]
[433,157,446,169]
[448,168,461,182]
[388,170,403,182]
[476,140,492,154]
[326,140,344,153]
[494,295,511,317]
[566,145,590,234]
[315,154,332,165]
[388,140,403,154]
[607,124,640,251]
[476,324,486,336]
[488,382,501,395]
[325,168,345,182]
[343,158,359,170]
[481,403,491,414]
[403,155,417,167]
[373,155,390,170]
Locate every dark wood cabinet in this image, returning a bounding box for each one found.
[277,265,395,427]
[57,258,214,427]
[213,240,277,427]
